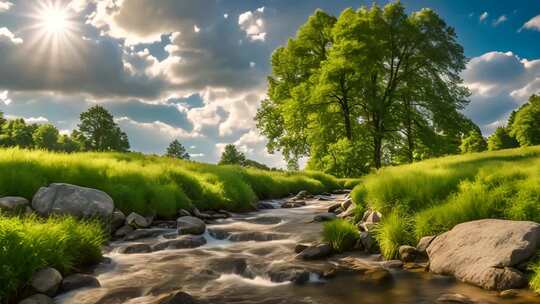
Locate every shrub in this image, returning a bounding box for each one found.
[529,257,540,293]
[374,211,415,259]
[322,219,359,253]
[0,215,106,301]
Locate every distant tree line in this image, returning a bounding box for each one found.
[0,105,129,152]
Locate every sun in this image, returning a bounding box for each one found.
[39,7,69,35]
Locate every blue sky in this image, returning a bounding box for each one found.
[0,0,539,167]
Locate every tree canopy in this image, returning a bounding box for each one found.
[487,127,518,151]
[166,140,190,160]
[460,131,487,154]
[32,124,60,150]
[510,94,540,147]
[219,144,246,165]
[77,105,130,152]
[256,2,474,176]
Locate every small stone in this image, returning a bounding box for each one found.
[159,291,198,304]
[118,243,152,254]
[60,274,100,293]
[296,243,332,260]
[399,245,419,262]
[111,210,126,232]
[178,209,191,217]
[30,267,63,296]
[152,235,207,251]
[126,212,150,228]
[499,289,519,299]
[281,201,306,208]
[313,212,337,222]
[114,225,133,238]
[18,294,54,304]
[416,235,436,254]
[380,260,403,269]
[362,210,382,224]
[256,202,275,209]
[359,231,378,253]
[0,196,29,214]
[294,243,309,253]
[177,216,206,235]
[435,293,474,304]
[341,198,353,210]
[337,205,355,219]
[327,202,342,213]
[124,228,168,241]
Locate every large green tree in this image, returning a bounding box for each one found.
[460,131,487,153]
[256,2,471,175]
[0,119,35,148]
[219,144,246,166]
[487,127,519,151]
[32,124,60,150]
[77,105,130,152]
[166,139,190,160]
[510,94,540,147]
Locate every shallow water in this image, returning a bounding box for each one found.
[56,195,540,304]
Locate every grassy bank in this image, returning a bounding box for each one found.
[0,148,347,217]
[0,215,106,302]
[350,146,540,260]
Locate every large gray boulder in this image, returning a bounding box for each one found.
[427,219,540,290]
[32,183,114,222]
[0,196,29,214]
[30,267,63,296]
[177,216,206,235]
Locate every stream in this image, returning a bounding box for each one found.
[57,194,540,304]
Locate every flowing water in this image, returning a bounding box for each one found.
[57,195,540,304]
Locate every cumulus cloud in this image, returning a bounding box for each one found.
[479,12,488,22]
[521,14,540,31]
[0,27,22,44]
[0,1,12,12]
[238,7,267,41]
[5,115,49,124]
[493,15,507,26]
[463,51,540,134]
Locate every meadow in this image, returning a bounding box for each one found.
[0,148,351,217]
[350,146,540,265]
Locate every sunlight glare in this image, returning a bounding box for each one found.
[40,7,69,34]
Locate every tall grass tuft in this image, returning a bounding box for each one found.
[322,219,359,253]
[0,215,106,301]
[374,211,415,259]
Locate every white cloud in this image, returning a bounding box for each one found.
[6,115,49,124]
[116,116,201,139]
[194,25,200,33]
[479,12,488,22]
[0,90,11,105]
[521,14,540,32]
[238,7,267,41]
[493,15,507,26]
[0,1,12,12]
[190,153,204,157]
[0,27,23,44]
[224,13,229,19]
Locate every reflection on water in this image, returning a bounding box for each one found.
[56,196,540,304]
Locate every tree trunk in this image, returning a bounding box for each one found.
[404,98,414,163]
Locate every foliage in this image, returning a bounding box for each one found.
[350,146,540,259]
[256,2,472,175]
[32,124,60,151]
[487,127,519,151]
[322,219,359,253]
[460,131,487,153]
[219,144,246,165]
[529,258,540,293]
[0,215,105,301]
[166,139,190,160]
[0,148,344,217]
[0,118,34,148]
[77,105,130,152]
[510,94,540,147]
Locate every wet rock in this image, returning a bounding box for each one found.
[427,219,540,290]
[111,210,126,231]
[162,232,179,239]
[152,235,207,251]
[30,267,62,296]
[357,222,377,232]
[114,225,133,238]
[243,216,282,225]
[267,265,311,285]
[499,289,519,299]
[32,183,114,222]
[18,294,54,304]
[416,235,436,254]
[335,258,392,284]
[380,260,403,269]
[332,189,351,194]
[178,209,191,217]
[327,202,342,213]
[0,196,29,214]
[316,195,333,201]
[341,199,353,211]
[313,212,337,222]
[124,228,169,241]
[159,291,198,304]
[281,201,306,208]
[294,243,309,253]
[229,231,289,242]
[337,205,355,219]
[294,190,311,200]
[358,231,378,253]
[435,293,474,304]
[153,220,177,229]
[256,202,275,209]
[399,245,420,262]
[118,243,152,254]
[362,209,382,224]
[296,243,332,260]
[177,216,206,235]
[60,274,100,293]
[403,262,429,270]
[207,228,230,240]
[126,212,150,228]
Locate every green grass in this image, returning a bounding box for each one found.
[0,215,106,302]
[0,148,346,217]
[322,219,360,253]
[350,146,540,280]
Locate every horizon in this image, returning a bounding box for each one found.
[0,0,539,167]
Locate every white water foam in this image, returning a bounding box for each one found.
[216,274,290,287]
